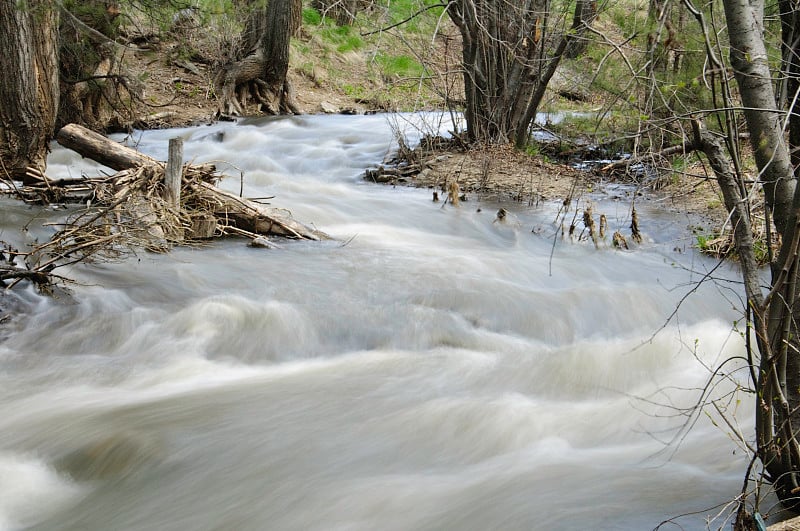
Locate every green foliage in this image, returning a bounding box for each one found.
[753,238,771,264]
[342,84,366,98]
[320,23,364,53]
[375,53,424,79]
[303,7,322,26]
[384,0,446,31]
[524,143,554,163]
[695,232,714,251]
[525,144,540,157]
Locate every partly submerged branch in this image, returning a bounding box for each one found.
[5,123,327,291]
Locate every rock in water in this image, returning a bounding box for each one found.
[54,432,164,481]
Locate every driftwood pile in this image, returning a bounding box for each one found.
[0,123,325,289]
[364,135,461,185]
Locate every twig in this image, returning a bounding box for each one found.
[360,4,449,36]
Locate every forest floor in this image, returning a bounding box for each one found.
[124,23,729,240]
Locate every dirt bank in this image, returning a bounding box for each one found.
[126,26,728,239]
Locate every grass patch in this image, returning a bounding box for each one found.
[319,24,364,53]
[695,228,773,265]
[375,53,424,79]
[302,7,322,25]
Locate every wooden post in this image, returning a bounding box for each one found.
[165,137,183,208]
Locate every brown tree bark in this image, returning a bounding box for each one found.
[565,0,597,58]
[449,0,583,147]
[215,0,300,116]
[262,0,300,114]
[0,1,60,183]
[57,1,134,132]
[291,0,303,34]
[449,0,543,144]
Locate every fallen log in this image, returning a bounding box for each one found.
[57,123,156,171]
[189,181,324,240]
[600,141,699,173]
[57,124,217,177]
[5,123,328,291]
[364,164,420,183]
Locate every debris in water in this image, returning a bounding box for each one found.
[631,207,643,244]
[448,181,460,206]
[613,231,628,249]
[583,205,598,248]
[249,236,280,249]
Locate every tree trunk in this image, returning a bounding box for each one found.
[0,1,59,183]
[722,0,800,508]
[449,0,583,146]
[564,0,597,59]
[240,6,268,55]
[291,0,303,34]
[262,0,300,114]
[449,0,541,144]
[779,0,800,176]
[58,1,135,132]
[724,0,795,233]
[215,0,300,116]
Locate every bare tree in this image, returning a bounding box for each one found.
[215,0,302,116]
[0,1,60,184]
[779,0,800,174]
[720,0,800,509]
[668,0,800,515]
[58,0,141,132]
[565,0,597,59]
[447,0,589,147]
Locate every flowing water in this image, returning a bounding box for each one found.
[0,114,755,530]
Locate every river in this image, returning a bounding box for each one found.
[0,114,753,530]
